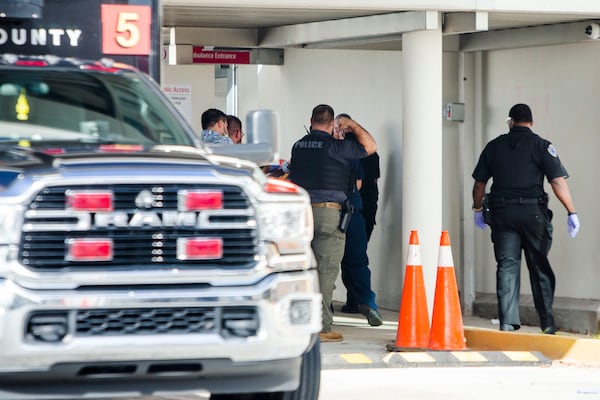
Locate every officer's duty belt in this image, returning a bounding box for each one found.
[311,202,342,210]
[502,197,544,205]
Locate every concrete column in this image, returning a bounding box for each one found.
[402,24,443,317]
[458,51,475,315]
[227,65,239,116]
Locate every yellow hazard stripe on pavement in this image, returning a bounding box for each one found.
[451,351,488,362]
[340,353,373,364]
[399,352,436,363]
[323,350,550,369]
[502,351,541,361]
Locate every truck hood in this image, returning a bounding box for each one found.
[0,145,261,189]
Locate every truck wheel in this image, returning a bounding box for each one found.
[212,339,321,400]
[280,338,321,400]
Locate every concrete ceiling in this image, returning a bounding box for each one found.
[162,6,586,31]
[161,2,600,51]
[162,6,389,29]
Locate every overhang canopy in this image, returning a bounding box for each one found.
[162,0,600,51]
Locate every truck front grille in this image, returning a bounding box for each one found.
[26,307,259,340]
[19,184,258,271]
[76,308,218,336]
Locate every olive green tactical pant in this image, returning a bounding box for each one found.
[311,207,346,333]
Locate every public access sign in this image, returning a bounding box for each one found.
[0,0,161,80]
[193,46,250,65]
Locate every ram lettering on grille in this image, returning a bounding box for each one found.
[20,184,258,270]
[23,209,254,231]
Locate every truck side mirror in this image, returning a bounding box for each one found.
[205,109,279,166]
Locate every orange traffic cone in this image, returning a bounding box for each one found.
[428,231,466,350]
[387,230,430,351]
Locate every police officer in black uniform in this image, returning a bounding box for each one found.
[471,103,580,334]
[289,104,377,342]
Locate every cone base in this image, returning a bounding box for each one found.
[428,266,466,351]
[394,265,430,351]
[428,341,467,351]
[386,343,428,352]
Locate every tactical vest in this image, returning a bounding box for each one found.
[290,133,352,193]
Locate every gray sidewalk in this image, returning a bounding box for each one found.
[321,303,600,369]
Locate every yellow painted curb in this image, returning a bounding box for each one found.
[340,353,373,364]
[464,326,600,366]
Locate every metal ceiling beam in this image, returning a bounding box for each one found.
[258,11,440,48]
[302,35,403,50]
[460,20,595,52]
[443,12,489,34]
[164,27,258,47]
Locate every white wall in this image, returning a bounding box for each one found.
[245,42,600,309]
[161,63,224,134]
[238,48,408,308]
[160,39,600,313]
[475,41,600,299]
[237,48,472,311]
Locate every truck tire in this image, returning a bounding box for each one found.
[280,338,321,400]
[213,339,321,400]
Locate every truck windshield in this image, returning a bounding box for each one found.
[0,68,195,151]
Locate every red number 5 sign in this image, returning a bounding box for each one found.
[102,4,151,55]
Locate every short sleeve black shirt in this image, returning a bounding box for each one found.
[290,130,368,203]
[472,126,568,198]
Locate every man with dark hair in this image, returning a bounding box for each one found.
[472,103,580,334]
[289,104,377,342]
[200,108,232,144]
[227,115,244,144]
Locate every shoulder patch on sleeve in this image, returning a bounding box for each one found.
[547,144,558,158]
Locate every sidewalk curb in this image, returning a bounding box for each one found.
[323,305,600,369]
[321,348,551,370]
[464,326,600,367]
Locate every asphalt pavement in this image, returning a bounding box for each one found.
[322,302,600,370]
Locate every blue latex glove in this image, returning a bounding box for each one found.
[567,213,580,238]
[474,211,486,230]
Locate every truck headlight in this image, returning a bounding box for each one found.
[0,205,23,245]
[256,203,313,254]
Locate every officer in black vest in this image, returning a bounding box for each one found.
[289,104,377,342]
[472,103,580,334]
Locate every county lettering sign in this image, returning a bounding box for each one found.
[193,46,250,65]
[0,0,160,79]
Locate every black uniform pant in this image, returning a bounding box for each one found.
[490,204,556,331]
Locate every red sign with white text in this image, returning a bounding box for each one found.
[193,46,250,64]
[102,4,151,55]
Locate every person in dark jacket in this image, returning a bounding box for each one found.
[471,103,580,334]
[359,152,380,242]
[340,156,382,327]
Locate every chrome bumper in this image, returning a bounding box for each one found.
[0,269,321,374]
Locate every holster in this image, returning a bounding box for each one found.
[482,194,492,225]
[338,199,355,232]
